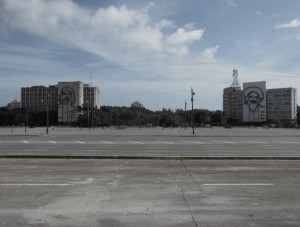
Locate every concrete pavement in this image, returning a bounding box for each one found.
[0,159,300,227]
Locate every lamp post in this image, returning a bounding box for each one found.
[184,101,187,130]
[41,97,49,134]
[191,88,195,135]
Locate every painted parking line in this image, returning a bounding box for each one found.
[48,141,57,144]
[22,140,29,144]
[214,141,236,144]
[184,141,205,144]
[274,140,300,144]
[155,141,174,144]
[208,154,235,156]
[74,141,85,144]
[202,183,274,186]
[243,141,268,144]
[128,141,144,144]
[100,141,115,144]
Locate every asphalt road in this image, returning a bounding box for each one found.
[0,127,300,158]
[1,159,299,227]
[1,127,300,226]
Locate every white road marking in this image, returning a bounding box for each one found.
[244,141,267,144]
[82,150,105,152]
[35,147,57,149]
[274,140,300,144]
[100,141,114,144]
[214,141,236,144]
[208,154,235,156]
[48,141,57,144]
[128,141,144,144]
[184,141,205,144]
[155,141,174,144]
[74,141,85,144]
[202,183,274,186]
[0,183,74,186]
[8,153,34,155]
[22,140,29,144]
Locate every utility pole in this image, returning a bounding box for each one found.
[184,101,187,130]
[191,88,195,134]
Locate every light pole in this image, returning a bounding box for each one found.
[184,101,187,130]
[86,101,90,130]
[41,97,49,134]
[191,88,195,135]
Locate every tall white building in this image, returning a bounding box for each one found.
[58,81,84,123]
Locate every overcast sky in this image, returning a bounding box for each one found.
[1,0,300,111]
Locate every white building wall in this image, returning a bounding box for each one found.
[243,81,266,123]
[58,81,83,123]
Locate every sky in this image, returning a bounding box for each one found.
[0,0,300,111]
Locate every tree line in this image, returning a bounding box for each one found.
[0,106,223,128]
[1,105,299,128]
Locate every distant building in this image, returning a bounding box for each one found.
[6,99,21,110]
[83,84,100,109]
[58,81,84,123]
[223,80,297,125]
[21,81,100,123]
[21,86,50,112]
[266,87,297,122]
[223,87,243,124]
[131,101,144,108]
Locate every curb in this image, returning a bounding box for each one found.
[1,155,300,160]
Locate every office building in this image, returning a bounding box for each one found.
[21,81,100,123]
[266,87,297,122]
[21,86,50,112]
[223,87,243,124]
[83,84,100,109]
[223,80,297,125]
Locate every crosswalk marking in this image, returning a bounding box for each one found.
[48,141,57,144]
[22,140,29,144]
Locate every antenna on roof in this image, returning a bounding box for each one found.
[231,68,241,90]
[89,72,92,86]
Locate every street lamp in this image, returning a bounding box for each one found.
[191,87,195,135]
[41,94,49,134]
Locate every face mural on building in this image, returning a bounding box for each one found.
[59,87,75,105]
[243,87,265,111]
[58,87,77,121]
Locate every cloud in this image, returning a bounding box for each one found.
[201,45,219,60]
[275,19,300,29]
[1,0,205,62]
[226,0,237,7]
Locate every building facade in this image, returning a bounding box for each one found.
[243,81,266,123]
[21,86,50,112]
[83,84,100,109]
[58,81,84,123]
[223,87,243,124]
[6,99,21,110]
[266,87,297,122]
[223,81,297,125]
[21,81,100,123]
